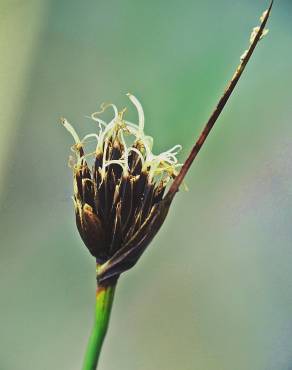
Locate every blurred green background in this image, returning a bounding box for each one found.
[1,0,292,369]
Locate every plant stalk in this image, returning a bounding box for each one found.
[82,278,117,370]
[167,0,273,198]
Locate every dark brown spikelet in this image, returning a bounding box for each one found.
[72,132,173,283]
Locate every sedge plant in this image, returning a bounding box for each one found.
[61,3,273,369]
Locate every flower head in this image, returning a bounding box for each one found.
[62,94,181,282]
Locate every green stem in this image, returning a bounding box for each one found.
[82,279,117,370]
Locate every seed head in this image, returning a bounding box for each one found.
[62,94,182,282]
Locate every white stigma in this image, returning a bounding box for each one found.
[61,118,81,144]
[127,93,145,133]
[62,94,182,183]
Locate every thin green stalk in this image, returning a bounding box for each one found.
[82,279,117,370]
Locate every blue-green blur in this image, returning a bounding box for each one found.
[1,1,292,369]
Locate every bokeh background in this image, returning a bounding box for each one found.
[1,0,292,369]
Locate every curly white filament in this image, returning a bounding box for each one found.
[63,94,182,183]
